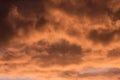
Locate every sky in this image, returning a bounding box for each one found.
[0,0,120,80]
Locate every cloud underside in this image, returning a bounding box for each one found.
[0,0,120,80]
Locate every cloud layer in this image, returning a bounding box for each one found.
[0,0,120,80]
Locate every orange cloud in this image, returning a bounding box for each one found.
[0,0,120,80]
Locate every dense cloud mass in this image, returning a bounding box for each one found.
[0,0,49,46]
[0,0,120,45]
[0,0,120,80]
[87,28,120,44]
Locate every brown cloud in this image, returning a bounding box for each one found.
[67,28,81,37]
[0,0,120,80]
[87,28,120,44]
[30,39,83,66]
[47,39,82,54]
[52,0,107,19]
[0,0,120,46]
[0,1,15,46]
[107,48,120,58]
[0,39,83,67]
[0,0,50,46]
[52,0,120,23]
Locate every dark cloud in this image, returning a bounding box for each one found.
[0,0,120,46]
[87,28,120,44]
[52,0,120,23]
[13,0,50,31]
[47,39,82,54]
[35,16,49,30]
[0,0,50,46]
[112,9,120,21]
[14,0,48,16]
[13,18,34,34]
[0,0,15,45]
[30,39,83,66]
[67,28,81,37]
[60,70,79,78]
[53,0,111,18]
[107,48,120,58]
[9,39,83,66]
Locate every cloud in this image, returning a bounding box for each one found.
[0,1,15,45]
[0,0,120,46]
[60,68,120,78]
[0,0,50,46]
[67,28,81,37]
[87,28,120,44]
[52,0,120,22]
[107,48,120,58]
[30,39,83,66]
[0,0,120,80]
[47,39,82,54]
[0,39,83,67]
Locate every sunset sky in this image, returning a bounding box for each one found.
[0,0,120,80]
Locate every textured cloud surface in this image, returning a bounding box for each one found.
[0,0,120,80]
